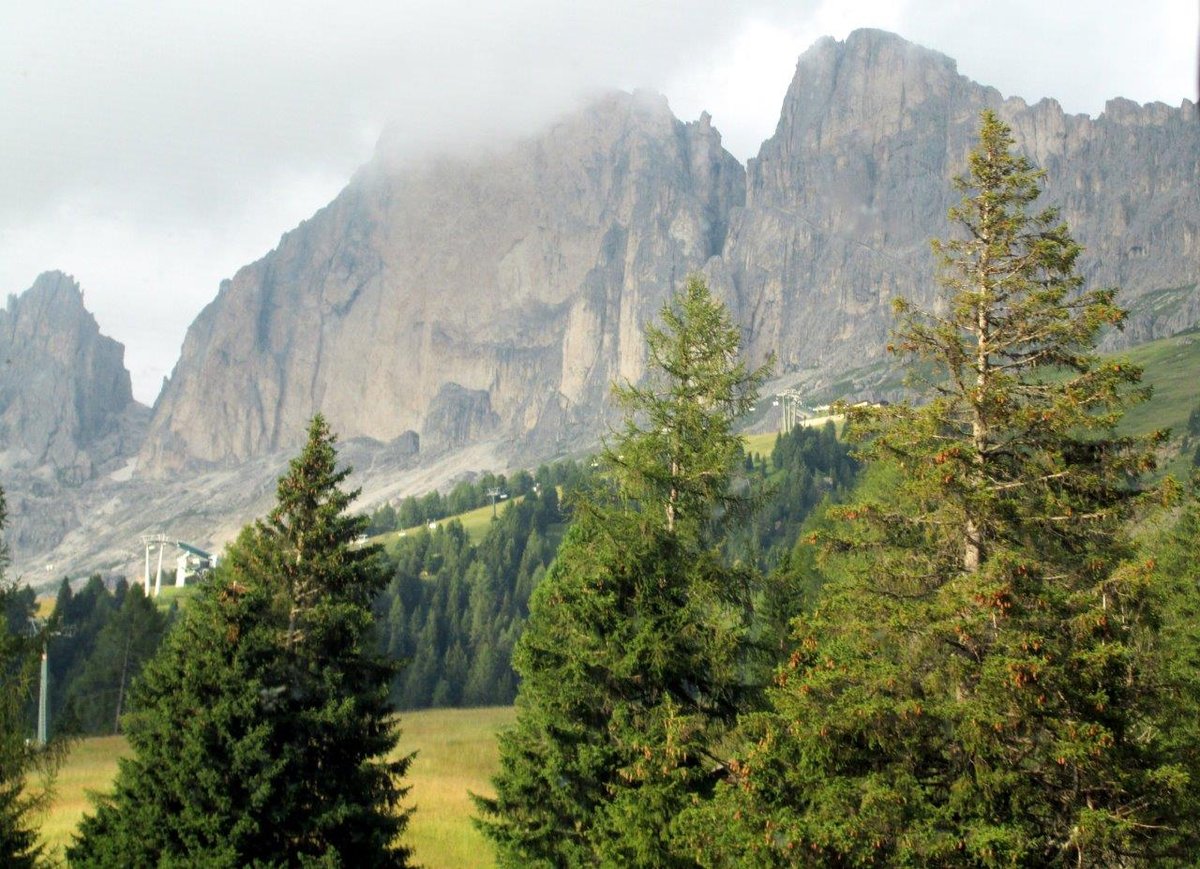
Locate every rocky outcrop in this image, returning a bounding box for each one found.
[715,29,1199,379]
[139,92,744,475]
[0,272,148,485]
[422,384,499,452]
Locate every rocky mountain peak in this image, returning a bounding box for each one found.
[11,30,1200,581]
[721,29,1198,383]
[136,33,1198,480]
[0,272,148,480]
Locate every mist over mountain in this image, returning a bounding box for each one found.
[137,89,743,476]
[7,29,1198,580]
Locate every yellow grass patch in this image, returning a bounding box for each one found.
[36,706,516,868]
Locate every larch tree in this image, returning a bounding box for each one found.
[683,111,1200,866]
[69,415,413,867]
[477,276,768,867]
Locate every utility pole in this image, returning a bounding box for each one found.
[28,614,76,744]
[37,642,48,745]
[28,616,70,746]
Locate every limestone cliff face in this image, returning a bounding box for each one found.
[139,91,743,474]
[0,272,148,485]
[716,29,1199,379]
[139,30,1197,476]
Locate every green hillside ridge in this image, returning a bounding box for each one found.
[368,498,524,549]
[761,327,1200,477]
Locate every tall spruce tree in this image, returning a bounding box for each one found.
[477,276,768,867]
[70,416,412,867]
[683,112,1200,866]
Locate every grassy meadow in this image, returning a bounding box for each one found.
[1116,330,1200,478]
[35,706,516,868]
[366,498,525,551]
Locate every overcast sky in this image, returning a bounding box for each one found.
[2,0,1196,404]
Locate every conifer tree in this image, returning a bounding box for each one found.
[70,416,413,867]
[685,112,1200,865]
[0,490,59,869]
[478,276,767,866]
[0,599,44,869]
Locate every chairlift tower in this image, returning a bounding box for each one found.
[37,643,48,745]
[139,535,215,596]
[140,533,171,597]
[776,390,805,433]
[486,487,507,519]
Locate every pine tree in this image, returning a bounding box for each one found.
[685,112,1199,865]
[70,416,413,867]
[478,276,768,866]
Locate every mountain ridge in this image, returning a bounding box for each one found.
[6,28,1197,581]
[139,28,1198,478]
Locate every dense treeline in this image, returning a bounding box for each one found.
[376,485,565,709]
[45,578,169,737]
[1,575,170,742]
[733,422,858,568]
[373,427,857,712]
[366,462,591,535]
[1,579,209,743]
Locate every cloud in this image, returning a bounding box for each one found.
[0,0,1195,403]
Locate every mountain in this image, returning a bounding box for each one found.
[137,30,1198,480]
[715,29,1199,387]
[10,30,1199,580]
[139,91,743,475]
[0,272,147,483]
[0,272,150,560]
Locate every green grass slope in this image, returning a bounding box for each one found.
[750,329,1200,476]
[1114,330,1200,477]
[367,498,525,550]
